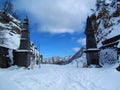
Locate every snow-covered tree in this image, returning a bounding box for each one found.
[3,0,13,13]
[1,0,18,19]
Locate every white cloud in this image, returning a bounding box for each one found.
[72,47,80,52]
[77,37,86,46]
[14,0,96,34]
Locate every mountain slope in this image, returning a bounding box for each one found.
[91,0,120,47]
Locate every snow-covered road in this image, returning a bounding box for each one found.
[0,64,120,90]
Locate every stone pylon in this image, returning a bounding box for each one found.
[13,16,32,67]
[84,16,101,67]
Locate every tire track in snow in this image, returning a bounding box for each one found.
[63,69,87,90]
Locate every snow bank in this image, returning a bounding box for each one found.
[0,64,120,90]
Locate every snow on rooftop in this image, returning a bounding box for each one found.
[15,50,32,52]
[86,48,100,51]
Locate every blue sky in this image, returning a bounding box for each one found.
[1,0,96,58]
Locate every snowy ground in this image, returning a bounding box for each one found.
[0,64,120,90]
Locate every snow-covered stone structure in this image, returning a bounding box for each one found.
[90,0,120,65]
[0,11,42,68]
[13,16,32,67]
[0,11,21,68]
[100,35,120,64]
[30,42,43,67]
[84,16,101,67]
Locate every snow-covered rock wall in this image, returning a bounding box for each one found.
[91,0,120,47]
[0,11,21,50]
